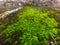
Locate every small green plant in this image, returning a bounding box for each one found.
[0,6,59,45]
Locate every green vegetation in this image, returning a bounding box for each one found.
[0,6,60,45]
[0,21,6,32]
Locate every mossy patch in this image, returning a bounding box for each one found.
[0,6,60,45]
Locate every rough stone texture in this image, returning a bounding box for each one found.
[0,7,23,24]
[23,0,60,7]
[0,0,60,7]
[0,7,22,19]
[52,0,60,7]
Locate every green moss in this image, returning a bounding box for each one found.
[0,6,60,45]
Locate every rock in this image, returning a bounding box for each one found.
[52,0,60,7]
[0,7,23,24]
[0,7,23,19]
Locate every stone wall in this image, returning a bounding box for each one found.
[22,0,60,7]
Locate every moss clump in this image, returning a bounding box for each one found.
[0,6,60,45]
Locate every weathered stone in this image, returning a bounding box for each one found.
[0,7,23,24]
[52,0,60,7]
[0,7,23,19]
